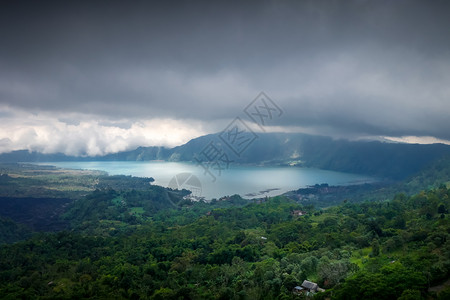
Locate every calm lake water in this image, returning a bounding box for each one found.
[38,161,376,199]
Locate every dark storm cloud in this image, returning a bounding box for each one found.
[1,0,450,146]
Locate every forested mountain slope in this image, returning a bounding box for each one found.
[1,185,449,299]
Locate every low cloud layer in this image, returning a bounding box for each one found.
[1,0,450,155]
[0,107,206,156]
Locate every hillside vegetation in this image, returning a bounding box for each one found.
[0,185,449,299]
[0,161,450,299]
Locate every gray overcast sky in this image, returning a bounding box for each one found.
[1,0,450,155]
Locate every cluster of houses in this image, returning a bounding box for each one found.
[291,210,307,217]
[293,280,325,297]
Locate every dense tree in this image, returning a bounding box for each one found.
[1,180,450,299]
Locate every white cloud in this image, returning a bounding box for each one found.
[0,107,207,156]
[383,136,450,145]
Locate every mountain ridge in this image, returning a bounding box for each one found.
[1,132,449,180]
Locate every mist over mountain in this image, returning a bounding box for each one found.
[2,132,449,180]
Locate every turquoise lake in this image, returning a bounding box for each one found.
[37,161,377,199]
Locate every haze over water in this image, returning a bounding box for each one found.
[38,161,377,199]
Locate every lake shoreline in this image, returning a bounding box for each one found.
[33,161,379,200]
